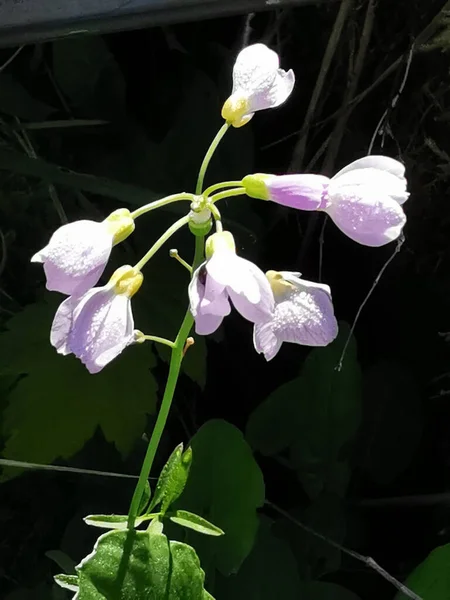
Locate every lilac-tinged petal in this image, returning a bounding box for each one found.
[330,169,409,205]
[32,220,113,296]
[194,312,224,335]
[253,325,282,361]
[254,275,338,360]
[50,295,80,355]
[333,156,406,180]
[201,271,229,315]
[325,185,406,246]
[267,174,330,210]
[188,264,205,318]
[228,288,273,324]
[90,301,134,373]
[248,68,295,113]
[69,291,133,372]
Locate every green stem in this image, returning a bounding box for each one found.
[203,180,242,198]
[127,235,205,529]
[134,215,189,271]
[195,123,230,194]
[131,193,194,219]
[140,335,175,349]
[209,204,223,232]
[210,187,246,203]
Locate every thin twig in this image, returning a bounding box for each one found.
[0,458,139,479]
[368,44,415,155]
[0,46,24,73]
[14,119,68,223]
[266,500,422,600]
[289,0,354,172]
[336,234,404,371]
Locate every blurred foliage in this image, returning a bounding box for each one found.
[0,0,450,598]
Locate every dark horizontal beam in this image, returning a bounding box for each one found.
[0,0,316,48]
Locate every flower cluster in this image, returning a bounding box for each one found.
[33,43,409,373]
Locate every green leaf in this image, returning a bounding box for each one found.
[0,74,55,120]
[246,377,301,456]
[214,518,301,600]
[301,582,361,600]
[170,510,224,537]
[274,494,346,579]
[54,574,79,592]
[83,514,149,530]
[394,544,450,600]
[149,443,192,513]
[289,324,362,498]
[52,38,125,115]
[73,529,213,599]
[247,323,361,499]
[176,419,265,575]
[138,480,152,515]
[356,361,422,485]
[0,298,157,478]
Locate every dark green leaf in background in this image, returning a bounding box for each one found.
[214,517,301,600]
[247,323,361,499]
[301,582,361,600]
[394,543,450,600]
[176,419,265,576]
[0,297,157,477]
[355,361,423,485]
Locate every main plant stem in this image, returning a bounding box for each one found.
[128,122,226,528]
[127,236,204,529]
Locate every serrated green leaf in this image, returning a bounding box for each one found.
[176,419,265,576]
[54,574,79,592]
[0,74,55,120]
[394,544,450,600]
[75,529,213,599]
[215,518,301,600]
[0,297,157,478]
[149,443,192,513]
[356,361,422,485]
[170,510,224,537]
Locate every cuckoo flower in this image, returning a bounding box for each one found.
[221,43,295,128]
[31,208,135,296]
[242,156,409,246]
[189,231,274,335]
[254,270,338,361]
[51,265,142,373]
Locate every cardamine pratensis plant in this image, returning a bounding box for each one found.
[31,43,410,598]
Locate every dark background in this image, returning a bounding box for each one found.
[1,0,450,598]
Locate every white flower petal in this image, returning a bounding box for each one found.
[232,44,280,95]
[333,156,406,180]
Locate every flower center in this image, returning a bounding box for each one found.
[110,265,143,298]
